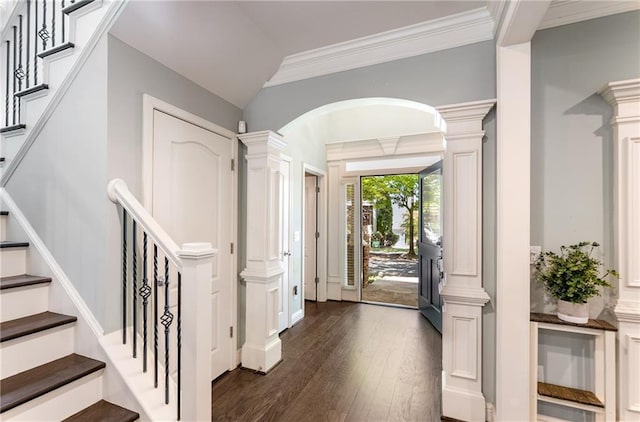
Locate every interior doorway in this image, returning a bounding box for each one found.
[360,174,419,308]
[304,173,319,301]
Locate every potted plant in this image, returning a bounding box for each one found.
[535,241,618,324]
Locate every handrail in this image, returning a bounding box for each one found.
[107,178,181,269]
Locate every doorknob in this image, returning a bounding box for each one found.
[283,251,292,257]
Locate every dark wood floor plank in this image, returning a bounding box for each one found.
[213,301,442,422]
[1,311,77,342]
[0,354,105,412]
[62,399,139,422]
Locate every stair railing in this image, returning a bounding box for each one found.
[107,178,213,421]
[1,0,90,132]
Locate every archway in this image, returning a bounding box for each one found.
[274,97,495,421]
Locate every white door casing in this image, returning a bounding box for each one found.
[143,96,237,381]
[279,156,291,332]
[304,174,318,301]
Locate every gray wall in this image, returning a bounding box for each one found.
[5,36,110,327]
[531,10,640,319]
[106,35,242,333]
[244,41,497,132]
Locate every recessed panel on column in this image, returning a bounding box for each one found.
[266,286,279,337]
[630,138,640,287]
[452,151,478,277]
[452,315,478,380]
[629,334,640,412]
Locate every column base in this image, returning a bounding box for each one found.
[241,336,282,374]
[442,379,487,422]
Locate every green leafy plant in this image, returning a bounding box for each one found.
[535,241,618,304]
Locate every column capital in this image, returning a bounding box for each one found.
[239,130,287,151]
[437,99,496,135]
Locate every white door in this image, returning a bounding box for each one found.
[304,175,318,301]
[278,158,290,332]
[152,110,233,380]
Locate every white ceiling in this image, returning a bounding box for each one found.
[109,0,639,109]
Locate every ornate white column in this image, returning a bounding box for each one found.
[238,130,287,373]
[437,99,495,422]
[600,79,640,421]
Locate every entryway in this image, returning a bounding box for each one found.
[360,174,419,308]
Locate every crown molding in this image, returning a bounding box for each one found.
[264,7,494,88]
[539,0,640,30]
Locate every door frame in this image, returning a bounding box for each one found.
[141,94,239,369]
[301,163,327,308]
[279,153,292,331]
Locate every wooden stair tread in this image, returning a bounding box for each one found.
[1,311,77,342]
[15,83,49,98]
[62,0,96,15]
[0,241,29,249]
[0,274,51,290]
[538,382,604,408]
[530,312,617,331]
[38,42,75,59]
[0,210,7,215]
[62,400,139,422]
[0,124,26,134]
[0,353,105,413]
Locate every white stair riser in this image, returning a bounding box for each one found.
[0,216,6,241]
[0,370,103,421]
[0,285,49,322]
[0,325,75,378]
[0,248,27,277]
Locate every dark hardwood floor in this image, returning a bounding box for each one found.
[212,301,442,421]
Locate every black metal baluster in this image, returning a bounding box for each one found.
[153,244,159,388]
[39,0,49,51]
[161,257,173,404]
[122,208,127,345]
[177,271,182,420]
[12,26,17,124]
[132,220,137,358]
[61,0,65,43]
[141,232,150,372]
[34,0,38,84]
[5,41,9,127]
[16,16,24,93]
[51,0,55,47]
[26,1,30,88]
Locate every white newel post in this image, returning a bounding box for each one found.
[177,242,215,422]
[437,100,495,422]
[599,79,640,421]
[239,130,287,373]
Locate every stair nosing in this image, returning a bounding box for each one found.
[1,311,77,343]
[38,42,75,59]
[0,241,29,249]
[62,0,96,15]
[0,124,26,134]
[0,275,52,290]
[15,83,49,98]
[0,353,106,413]
[0,210,8,215]
[62,399,140,422]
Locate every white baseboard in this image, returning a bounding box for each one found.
[291,309,304,326]
[442,383,487,422]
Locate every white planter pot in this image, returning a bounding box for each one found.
[557,299,588,324]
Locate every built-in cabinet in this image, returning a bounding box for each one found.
[529,313,617,421]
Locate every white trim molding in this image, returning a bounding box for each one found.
[436,99,494,422]
[539,0,640,30]
[600,78,640,420]
[264,8,493,87]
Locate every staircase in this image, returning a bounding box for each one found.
[0,0,121,179]
[0,210,139,421]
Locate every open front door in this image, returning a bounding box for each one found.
[418,161,443,333]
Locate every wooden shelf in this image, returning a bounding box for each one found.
[538,382,604,408]
[530,312,617,332]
